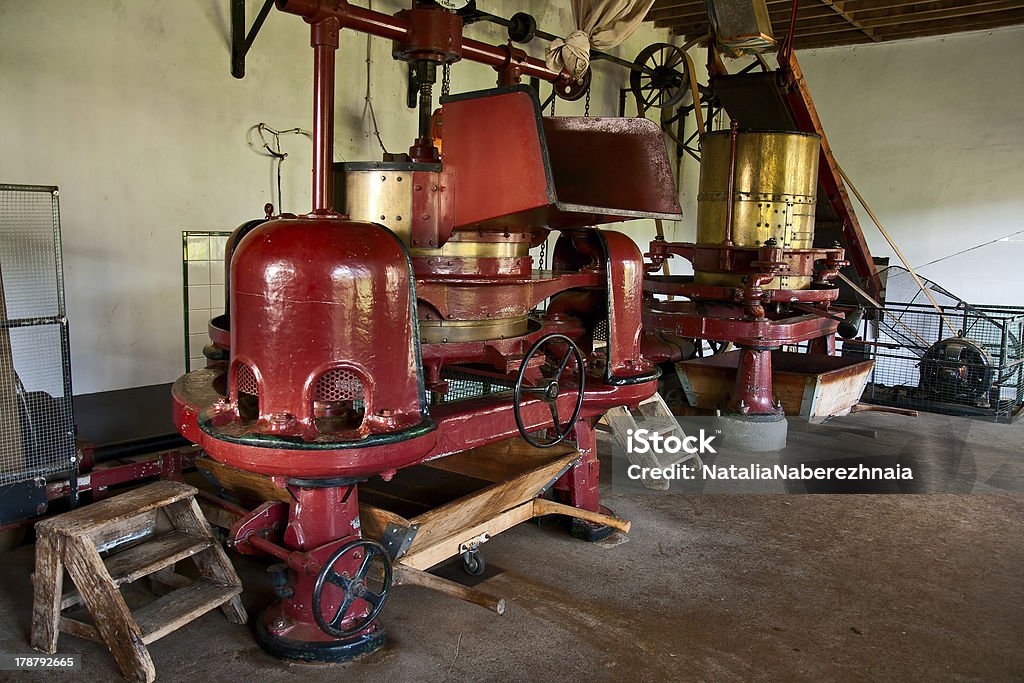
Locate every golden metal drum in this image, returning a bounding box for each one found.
[335,163,533,343]
[695,130,820,289]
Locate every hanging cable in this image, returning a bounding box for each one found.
[247,123,307,213]
[837,162,957,337]
[363,1,390,154]
[914,229,1024,270]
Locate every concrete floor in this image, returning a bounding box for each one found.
[1,411,1022,681]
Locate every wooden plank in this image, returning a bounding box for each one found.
[815,0,881,41]
[58,617,102,643]
[421,437,576,483]
[89,510,159,554]
[676,352,873,420]
[533,498,631,533]
[162,498,246,624]
[103,531,213,586]
[29,532,63,653]
[854,0,1021,26]
[133,578,242,645]
[876,10,1024,38]
[195,457,289,508]
[392,564,505,614]
[851,402,919,416]
[35,481,195,537]
[359,504,414,544]
[61,535,155,682]
[406,451,579,555]
[400,501,536,571]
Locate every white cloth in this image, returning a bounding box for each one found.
[545,0,656,82]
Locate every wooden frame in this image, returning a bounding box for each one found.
[648,0,1024,49]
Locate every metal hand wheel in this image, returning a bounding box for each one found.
[312,539,392,637]
[630,42,689,110]
[513,333,586,449]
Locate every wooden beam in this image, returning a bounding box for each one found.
[654,4,838,25]
[858,3,1024,29]
[851,0,1013,22]
[791,33,876,48]
[876,9,1024,38]
[651,0,707,11]
[815,0,882,41]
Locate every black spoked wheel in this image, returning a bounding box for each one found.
[312,539,392,638]
[630,42,689,110]
[513,333,586,449]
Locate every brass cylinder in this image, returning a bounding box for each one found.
[335,163,533,343]
[695,130,820,289]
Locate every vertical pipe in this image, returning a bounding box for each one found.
[723,119,739,247]
[311,19,340,214]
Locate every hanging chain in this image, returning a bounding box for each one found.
[549,91,555,116]
[584,87,591,117]
[441,63,451,98]
[539,239,547,272]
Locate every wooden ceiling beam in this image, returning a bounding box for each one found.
[814,0,881,41]
[652,4,837,24]
[857,2,1024,29]
[792,34,875,48]
[875,9,1024,38]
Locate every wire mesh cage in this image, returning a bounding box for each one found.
[848,267,1024,422]
[0,184,76,485]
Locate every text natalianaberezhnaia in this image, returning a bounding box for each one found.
[628,463,914,482]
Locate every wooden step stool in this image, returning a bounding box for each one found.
[600,392,704,491]
[31,481,246,683]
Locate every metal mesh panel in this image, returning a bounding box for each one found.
[314,368,365,402]
[0,185,75,484]
[235,363,259,396]
[850,271,1024,422]
[428,368,513,405]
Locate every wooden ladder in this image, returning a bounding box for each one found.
[601,392,704,491]
[31,481,246,683]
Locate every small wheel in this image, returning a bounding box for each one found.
[461,550,485,576]
[513,333,586,449]
[312,539,392,638]
[555,68,592,102]
[507,12,537,44]
[630,42,689,110]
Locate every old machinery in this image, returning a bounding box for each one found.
[172,0,680,664]
[644,122,848,448]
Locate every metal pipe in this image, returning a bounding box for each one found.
[310,18,339,214]
[93,433,191,463]
[723,119,739,247]
[277,0,571,86]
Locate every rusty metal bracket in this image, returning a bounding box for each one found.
[231,0,276,79]
[381,522,419,562]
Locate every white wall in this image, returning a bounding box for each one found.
[0,0,673,394]
[4,2,1019,395]
[676,25,1024,306]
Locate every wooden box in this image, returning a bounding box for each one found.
[676,350,873,422]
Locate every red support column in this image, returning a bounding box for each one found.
[728,347,780,415]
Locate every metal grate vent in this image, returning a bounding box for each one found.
[235,363,259,396]
[0,185,76,485]
[314,368,365,402]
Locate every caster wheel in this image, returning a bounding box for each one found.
[461,550,485,577]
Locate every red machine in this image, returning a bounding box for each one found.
[172,0,680,662]
[641,47,874,447]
